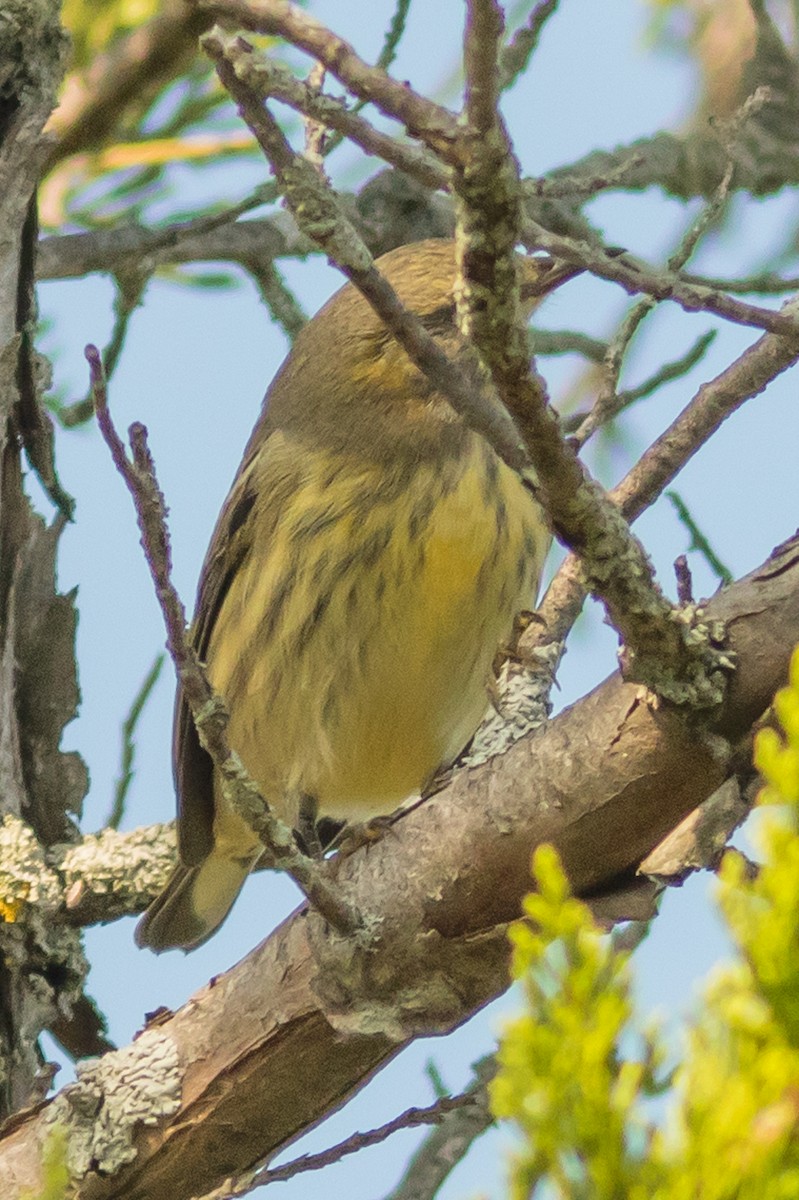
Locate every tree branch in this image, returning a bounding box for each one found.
[3,533,798,1198]
[213,44,446,190]
[383,1057,495,1200]
[214,1092,480,1196]
[452,3,732,708]
[199,0,462,162]
[529,307,799,673]
[520,219,799,338]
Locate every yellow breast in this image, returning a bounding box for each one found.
[207,434,548,829]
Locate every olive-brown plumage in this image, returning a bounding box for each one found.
[136,240,575,952]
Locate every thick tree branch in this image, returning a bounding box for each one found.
[0,0,89,1119]
[2,534,799,1199]
[53,823,177,927]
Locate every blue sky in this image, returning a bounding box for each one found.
[35,2,799,1195]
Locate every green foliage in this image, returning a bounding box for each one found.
[51,3,262,235]
[667,489,734,586]
[62,0,161,71]
[491,845,665,1200]
[492,645,799,1199]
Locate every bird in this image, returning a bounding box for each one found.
[135,238,579,952]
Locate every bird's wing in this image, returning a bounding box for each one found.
[172,422,295,866]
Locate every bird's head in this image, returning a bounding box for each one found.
[265,239,581,462]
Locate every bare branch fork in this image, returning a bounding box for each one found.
[85,345,359,936]
[530,305,799,677]
[203,30,531,478]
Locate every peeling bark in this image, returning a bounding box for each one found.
[0,0,86,1118]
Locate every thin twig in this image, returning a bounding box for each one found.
[201,1093,481,1198]
[526,150,645,199]
[86,345,360,936]
[375,0,413,73]
[248,255,307,339]
[200,0,463,163]
[530,327,608,363]
[424,1059,450,1100]
[59,268,149,428]
[520,217,799,339]
[611,309,799,520]
[575,154,737,447]
[258,1095,478,1187]
[322,0,413,159]
[561,330,717,436]
[38,202,294,284]
[683,270,799,295]
[105,652,165,831]
[217,38,446,191]
[383,1057,496,1200]
[616,330,717,407]
[525,306,799,682]
[499,0,560,90]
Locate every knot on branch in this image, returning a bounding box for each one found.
[619,606,736,710]
[307,906,510,1041]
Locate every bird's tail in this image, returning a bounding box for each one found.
[135,850,259,952]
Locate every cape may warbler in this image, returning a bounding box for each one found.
[136,239,578,951]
